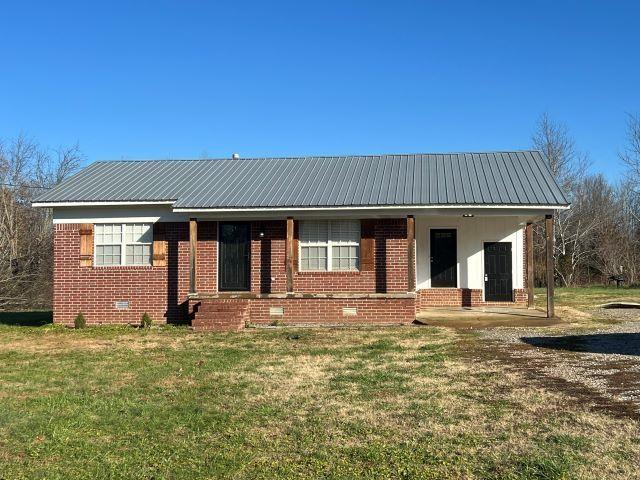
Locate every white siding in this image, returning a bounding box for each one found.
[52,206,189,224]
[416,215,526,291]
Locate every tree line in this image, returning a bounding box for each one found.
[0,135,82,309]
[0,116,638,310]
[531,113,640,287]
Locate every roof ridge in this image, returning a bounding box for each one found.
[93,150,543,164]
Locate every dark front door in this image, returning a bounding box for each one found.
[219,222,251,291]
[484,242,513,301]
[430,229,457,287]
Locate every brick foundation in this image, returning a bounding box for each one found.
[250,296,414,325]
[416,288,527,309]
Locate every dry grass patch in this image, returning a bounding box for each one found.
[0,323,639,479]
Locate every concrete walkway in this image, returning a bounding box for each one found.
[415,306,561,328]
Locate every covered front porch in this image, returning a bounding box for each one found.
[182,207,558,329]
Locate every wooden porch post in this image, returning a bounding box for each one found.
[526,222,534,308]
[407,215,415,292]
[189,218,197,294]
[545,214,554,318]
[286,217,294,293]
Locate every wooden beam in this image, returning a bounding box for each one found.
[545,214,554,318]
[407,215,415,292]
[189,218,197,294]
[526,222,534,308]
[286,217,294,293]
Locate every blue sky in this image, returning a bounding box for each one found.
[1,1,638,180]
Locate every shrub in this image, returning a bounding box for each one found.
[74,312,86,329]
[141,312,152,328]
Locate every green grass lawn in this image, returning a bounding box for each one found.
[535,285,640,310]
[0,318,639,479]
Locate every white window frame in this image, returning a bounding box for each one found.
[299,220,360,272]
[94,223,153,267]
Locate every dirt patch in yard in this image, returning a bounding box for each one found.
[461,339,640,421]
[453,314,640,421]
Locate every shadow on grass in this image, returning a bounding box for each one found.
[0,311,53,327]
[522,333,640,356]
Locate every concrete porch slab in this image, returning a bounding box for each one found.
[415,307,561,328]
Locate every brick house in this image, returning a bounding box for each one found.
[33,152,569,330]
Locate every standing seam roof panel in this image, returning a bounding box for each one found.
[498,153,518,203]
[35,151,570,207]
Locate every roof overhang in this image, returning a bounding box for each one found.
[33,200,569,214]
[32,200,176,208]
[172,204,569,213]
[170,205,567,221]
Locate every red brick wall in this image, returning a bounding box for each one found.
[250,221,287,294]
[248,218,409,294]
[196,221,218,292]
[53,222,205,325]
[53,219,411,325]
[416,288,527,309]
[53,223,189,324]
[248,297,415,325]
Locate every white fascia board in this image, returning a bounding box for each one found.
[173,204,569,213]
[32,200,176,208]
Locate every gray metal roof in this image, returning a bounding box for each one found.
[34,151,570,208]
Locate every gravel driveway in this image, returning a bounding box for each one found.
[472,308,640,419]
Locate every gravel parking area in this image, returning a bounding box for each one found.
[471,308,640,419]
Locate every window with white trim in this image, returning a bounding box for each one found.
[95,223,152,266]
[299,220,360,271]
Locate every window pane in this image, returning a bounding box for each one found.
[96,245,121,265]
[125,223,152,243]
[142,244,151,264]
[301,220,359,271]
[109,224,122,244]
[300,220,329,244]
[300,245,326,270]
[317,247,327,270]
[126,245,134,264]
[331,220,360,244]
[125,244,151,265]
[332,244,359,271]
[96,224,122,244]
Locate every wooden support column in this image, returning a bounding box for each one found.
[189,218,197,294]
[286,217,294,293]
[526,222,534,309]
[407,215,415,292]
[545,214,554,318]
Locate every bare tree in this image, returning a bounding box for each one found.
[620,113,640,218]
[532,112,590,192]
[531,113,599,287]
[0,133,82,310]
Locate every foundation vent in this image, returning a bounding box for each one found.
[115,300,130,310]
[269,307,284,316]
[342,307,357,317]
